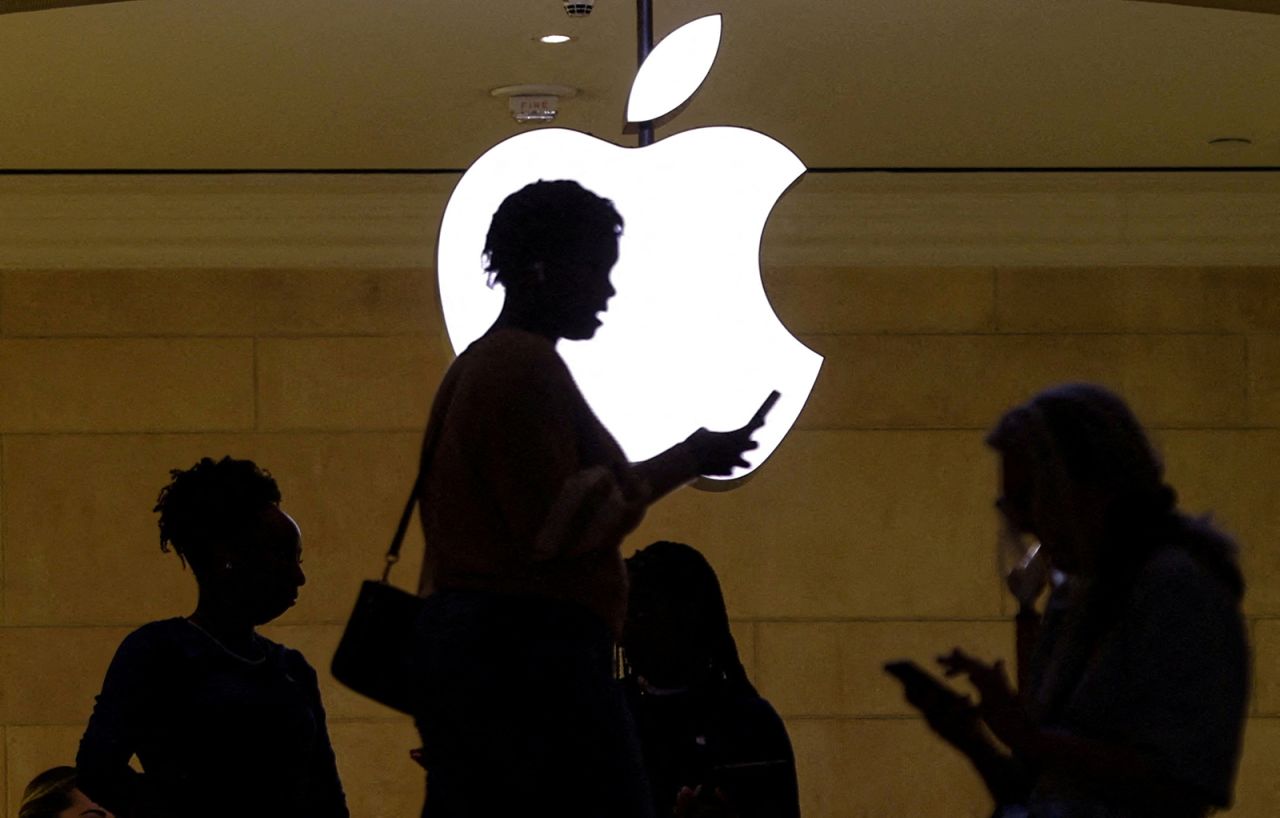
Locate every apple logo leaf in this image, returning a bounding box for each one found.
[626,14,723,125]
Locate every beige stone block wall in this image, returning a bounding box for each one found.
[256,338,449,431]
[788,718,994,817]
[1227,719,1280,818]
[1247,336,1280,426]
[800,333,1246,429]
[0,339,255,433]
[1,175,1278,817]
[0,269,439,338]
[760,268,996,334]
[755,621,1015,718]
[329,721,427,818]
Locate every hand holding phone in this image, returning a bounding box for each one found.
[687,390,782,477]
[746,390,782,432]
[885,659,986,749]
[884,659,969,713]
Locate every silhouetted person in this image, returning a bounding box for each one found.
[891,384,1248,818]
[410,180,768,818]
[20,766,114,818]
[622,541,800,818]
[77,457,348,818]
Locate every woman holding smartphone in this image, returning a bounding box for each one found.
[892,384,1248,818]
[622,540,800,818]
[409,180,775,818]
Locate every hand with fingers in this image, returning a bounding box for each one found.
[884,660,984,750]
[685,391,779,477]
[937,648,1035,754]
[684,426,759,476]
[917,692,986,751]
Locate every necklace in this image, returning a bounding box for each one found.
[637,676,691,696]
[184,617,267,665]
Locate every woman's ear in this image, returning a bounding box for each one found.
[198,537,239,582]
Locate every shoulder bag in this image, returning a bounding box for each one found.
[330,473,425,715]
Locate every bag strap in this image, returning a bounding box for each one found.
[381,470,425,583]
[384,362,458,584]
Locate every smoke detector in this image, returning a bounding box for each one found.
[490,84,579,124]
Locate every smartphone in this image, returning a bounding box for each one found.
[883,659,964,712]
[747,390,782,430]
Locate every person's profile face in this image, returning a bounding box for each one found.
[998,449,1093,574]
[59,787,113,818]
[623,581,706,688]
[545,234,619,341]
[996,450,1036,537]
[227,506,306,625]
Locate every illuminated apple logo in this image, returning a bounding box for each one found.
[437,14,822,482]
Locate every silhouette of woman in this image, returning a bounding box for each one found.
[897,384,1249,818]
[409,180,766,818]
[622,541,800,818]
[77,457,348,818]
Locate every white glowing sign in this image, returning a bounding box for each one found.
[438,14,822,482]
[626,14,722,123]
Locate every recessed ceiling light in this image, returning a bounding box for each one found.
[1208,137,1253,146]
[538,34,575,44]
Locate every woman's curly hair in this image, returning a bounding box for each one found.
[154,456,281,576]
[482,179,623,289]
[621,540,757,696]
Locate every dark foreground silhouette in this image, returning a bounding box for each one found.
[622,540,800,818]
[888,383,1248,818]
[76,457,348,818]
[408,180,770,818]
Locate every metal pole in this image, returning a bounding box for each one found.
[636,0,654,146]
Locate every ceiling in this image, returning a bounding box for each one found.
[0,0,1276,169]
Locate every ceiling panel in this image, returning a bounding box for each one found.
[0,0,1275,169]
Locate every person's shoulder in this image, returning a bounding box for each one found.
[713,691,795,759]
[120,617,191,647]
[465,329,565,371]
[261,636,320,684]
[725,692,786,725]
[110,618,195,666]
[1133,546,1242,625]
[714,691,789,738]
[455,329,574,398]
[1139,547,1223,594]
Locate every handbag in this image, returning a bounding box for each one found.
[331,472,425,715]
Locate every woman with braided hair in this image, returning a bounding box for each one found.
[622,541,799,818]
[409,180,769,818]
[76,457,347,818]
[895,384,1249,818]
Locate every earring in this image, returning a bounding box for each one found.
[224,561,233,571]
